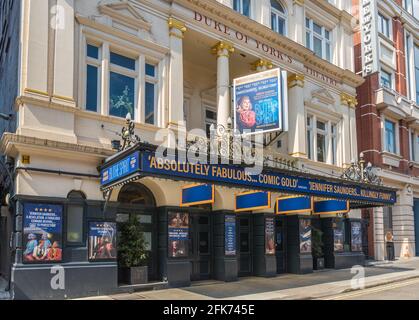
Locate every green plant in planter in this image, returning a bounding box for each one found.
[311,226,324,258]
[117,215,149,268]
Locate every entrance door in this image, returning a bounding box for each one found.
[414,199,419,256]
[238,214,253,277]
[190,213,211,281]
[275,216,286,274]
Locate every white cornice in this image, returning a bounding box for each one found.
[171,0,364,88]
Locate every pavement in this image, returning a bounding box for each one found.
[77,257,419,300]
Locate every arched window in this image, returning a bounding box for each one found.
[118,183,156,206]
[271,0,287,36]
[66,190,86,245]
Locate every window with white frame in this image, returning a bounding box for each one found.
[331,123,337,165]
[145,63,157,125]
[378,13,390,38]
[306,114,338,164]
[305,18,332,62]
[271,0,287,36]
[415,45,419,104]
[409,130,419,162]
[233,0,251,17]
[85,44,101,112]
[109,51,137,119]
[403,0,413,14]
[384,119,396,154]
[380,69,392,89]
[83,40,159,125]
[405,32,412,99]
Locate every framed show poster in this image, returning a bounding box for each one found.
[88,222,117,262]
[299,218,312,254]
[265,217,275,255]
[225,215,236,256]
[168,212,189,258]
[22,203,63,264]
[333,220,345,252]
[351,221,362,252]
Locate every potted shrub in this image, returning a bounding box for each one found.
[312,226,325,270]
[117,215,149,285]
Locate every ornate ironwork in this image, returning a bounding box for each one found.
[342,152,382,185]
[120,113,141,151]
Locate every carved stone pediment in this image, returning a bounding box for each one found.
[311,88,335,106]
[97,0,153,39]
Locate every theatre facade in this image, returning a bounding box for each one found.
[0,0,398,299]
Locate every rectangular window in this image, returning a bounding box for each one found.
[381,69,392,89]
[331,124,337,165]
[316,120,327,163]
[67,205,84,244]
[383,206,393,233]
[233,0,250,17]
[415,45,419,104]
[384,119,396,154]
[378,13,390,38]
[85,44,100,112]
[305,18,332,62]
[145,63,157,125]
[307,116,313,160]
[406,33,411,99]
[109,52,137,119]
[404,0,413,14]
[86,65,98,112]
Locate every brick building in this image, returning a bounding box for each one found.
[354,0,419,260]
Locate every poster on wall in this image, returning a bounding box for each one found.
[299,219,312,254]
[351,221,362,252]
[265,217,275,255]
[23,203,63,263]
[88,222,117,261]
[334,221,345,252]
[234,68,287,135]
[225,215,236,256]
[168,212,189,258]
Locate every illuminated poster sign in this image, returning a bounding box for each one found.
[225,215,236,256]
[23,203,63,264]
[233,68,288,135]
[360,0,379,76]
[101,150,397,205]
[88,222,117,262]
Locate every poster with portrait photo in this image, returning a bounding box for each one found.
[351,221,362,252]
[23,203,63,264]
[299,219,312,254]
[168,212,189,258]
[334,220,345,252]
[234,69,284,135]
[88,222,117,261]
[265,217,275,255]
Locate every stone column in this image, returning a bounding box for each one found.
[287,74,306,158]
[167,17,187,129]
[393,185,415,259]
[212,42,234,128]
[341,93,358,166]
[52,0,75,107]
[290,0,305,45]
[373,207,385,261]
[251,59,273,72]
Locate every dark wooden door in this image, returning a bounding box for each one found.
[275,216,286,274]
[190,213,211,281]
[238,214,253,277]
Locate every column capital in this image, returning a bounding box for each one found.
[288,73,305,89]
[168,17,187,38]
[211,41,235,57]
[340,92,358,108]
[293,0,304,6]
[251,59,273,71]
